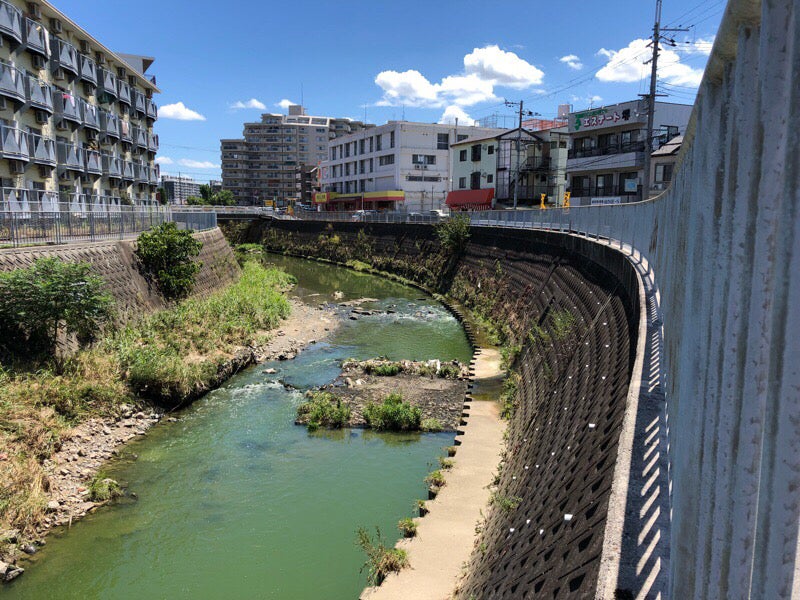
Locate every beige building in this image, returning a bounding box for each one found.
[221,105,370,206]
[0,0,160,209]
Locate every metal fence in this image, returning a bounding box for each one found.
[0,202,217,247]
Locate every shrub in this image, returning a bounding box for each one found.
[297,391,351,431]
[437,363,462,379]
[233,243,268,266]
[425,469,446,488]
[0,257,113,360]
[551,310,577,340]
[421,418,443,432]
[435,213,471,254]
[438,457,454,470]
[398,518,417,538]
[490,492,522,513]
[356,527,409,585]
[88,474,122,502]
[135,222,203,300]
[363,393,421,431]
[366,363,401,377]
[500,371,520,419]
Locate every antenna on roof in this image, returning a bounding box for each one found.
[300,83,304,109]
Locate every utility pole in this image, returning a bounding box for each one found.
[641,0,688,200]
[505,100,537,209]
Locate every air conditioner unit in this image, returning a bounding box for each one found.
[32,54,46,69]
[27,2,41,19]
[80,174,92,184]
[58,170,71,181]
[10,161,25,174]
[117,67,126,79]
[85,129,97,141]
[38,165,50,178]
[35,110,48,124]
[0,98,7,111]
[128,75,136,87]
[95,52,106,65]
[50,18,62,34]
[80,40,90,54]
[53,67,65,81]
[82,82,95,96]
[55,118,69,131]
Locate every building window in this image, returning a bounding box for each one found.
[412,154,436,165]
[470,171,481,190]
[457,134,469,141]
[458,177,466,188]
[487,145,494,155]
[471,144,482,162]
[369,137,374,152]
[379,154,394,166]
[487,174,494,183]
[359,139,365,154]
[437,133,449,150]
[571,175,589,194]
[376,135,382,151]
[654,163,674,183]
[390,131,395,148]
[459,149,467,162]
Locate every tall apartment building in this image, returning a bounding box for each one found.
[0,0,160,209]
[566,99,691,205]
[161,174,199,204]
[319,121,505,212]
[221,105,370,206]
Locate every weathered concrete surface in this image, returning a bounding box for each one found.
[361,348,505,600]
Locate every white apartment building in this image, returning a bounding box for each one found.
[0,0,160,209]
[320,121,505,212]
[161,174,200,204]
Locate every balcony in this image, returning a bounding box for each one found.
[54,91,81,125]
[99,110,119,141]
[29,133,55,166]
[0,1,21,43]
[0,61,25,103]
[78,54,97,85]
[570,184,641,199]
[81,100,100,130]
[56,141,85,171]
[132,89,146,115]
[131,162,146,183]
[25,75,53,112]
[85,149,102,174]
[101,152,122,178]
[23,18,47,56]
[51,37,79,77]
[521,156,552,171]
[568,140,646,160]
[149,164,160,185]
[121,160,134,181]
[132,126,147,149]
[0,125,29,161]
[117,80,131,106]
[97,68,117,102]
[146,99,157,120]
[147,132,159,152]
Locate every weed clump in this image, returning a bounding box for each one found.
[421,418,443,432]
[356,526,409,585]
[425,469,446,489]
[297,391,351,431]
[490,492,522,513]
[366,363,401,376]
[363,393,421,431]
[397,518,417,538]
[88,474,122,502]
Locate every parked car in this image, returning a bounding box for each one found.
[429,209,449,218]
[351,210,378,222]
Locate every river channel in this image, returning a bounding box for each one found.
[5,255,472,600]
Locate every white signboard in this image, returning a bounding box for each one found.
[590,197,622,205]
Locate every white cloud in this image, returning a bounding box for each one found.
[375,45,543,108]
[439,105,475,126]
[559,54,583,70]
[675,36,715,56]
[277,98,296,110]
[595,38,707,87]
[154,156,174,165]
[463,45,544,88]
[177,159,219,169]
[230,98,266,110]
[159,101,206,121]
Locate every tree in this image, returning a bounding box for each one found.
[186,189,235,206]
[0,258,113,360]
[135,222,203,300]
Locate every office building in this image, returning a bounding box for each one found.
[0,0,160,209]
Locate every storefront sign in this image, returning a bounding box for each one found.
[590,197,622,205]
[571,107,633,132]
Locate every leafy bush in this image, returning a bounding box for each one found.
[366,363,401,376]
[437,363,462,379]
[297,391,351,431]
[0,257,113,360]
[398,518,417,538]
[363,393,421,431]
[500,371,520,419]
[435,213,471,253]
[356,527,409,585]
[135,222,203,300]
[421,418,443,432]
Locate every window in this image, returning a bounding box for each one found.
[412,154,436,165]
[369,137,374,152]
[457,134,469,141]
[345,144,350,157]
[459,149,467,162]
[487,145,494,155]
[359,139,365,154]
[376,135,382,151]
[437,133,449,150]
[559,140,567,148]
[458,177,466,188]
[571,175,589,193]
[389,131,395,148]
[471,144,482,161]
[379,154,394,166]
[487,174,494,184]
[470,171,481,190]
[654,163,674,183]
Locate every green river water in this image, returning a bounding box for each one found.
[5,255,472,600]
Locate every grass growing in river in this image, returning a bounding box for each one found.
[297,391,351,431]
[398,518,417,538]
[87,474,122,502]
[356,526,409,585]
[363,393,421,432]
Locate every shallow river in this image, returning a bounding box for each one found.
[6,255,472,600]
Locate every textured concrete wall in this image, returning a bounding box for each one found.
[0,227,240,321]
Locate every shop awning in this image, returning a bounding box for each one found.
[446,188,495,210]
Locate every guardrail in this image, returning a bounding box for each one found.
[0,202,217,247]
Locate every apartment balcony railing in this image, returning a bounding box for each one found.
[54,91,81,125]
[121,160,134,181]
[97,67,117,101]
[81,100,100,130]
[570,184,641,198]
[25,75,53,113]
[145,99,157,120]
[148,164,160,185]
[100,110,120,141]
[51,37,79,77]
[521,156,552,171]
[117,80,131,106]
[101,152,122,178]
[133,126,147,149]
[147,132,159,152]
[79,54,97,85]
[132,89,146,115]
[131,162,146,183]
[0,0,22,44]
[120,120,132,143]
[29,133,55,166]
[0,125,29,161]
[0,61,26,103]
[568,141,647,159]
[23,17,47,56]
[85,149,102,175]
[56,141,85,172]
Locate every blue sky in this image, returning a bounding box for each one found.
[56,0,725,182]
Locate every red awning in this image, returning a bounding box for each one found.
[446,188,494,211]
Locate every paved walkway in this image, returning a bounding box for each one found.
[361,348,505,600]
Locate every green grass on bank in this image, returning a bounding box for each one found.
[0,262,293,545]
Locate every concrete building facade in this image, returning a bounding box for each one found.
[565,99,691,205]
[320,121,505,212]
[221,105,369,206]
[161,174,199,204]
[0,0,160,209]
